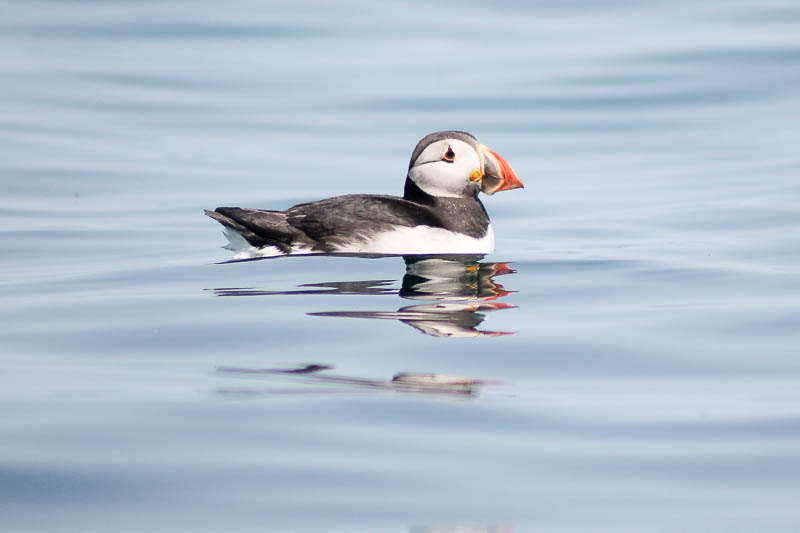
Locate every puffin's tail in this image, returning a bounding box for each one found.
[204,207,294,254]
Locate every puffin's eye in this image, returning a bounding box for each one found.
[442,145,456,162]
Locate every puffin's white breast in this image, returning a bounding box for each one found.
[338,224,495,255]
[221,224,495,259]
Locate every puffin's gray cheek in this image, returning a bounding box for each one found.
[461,180,481,196]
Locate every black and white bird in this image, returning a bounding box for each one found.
[205,131,523,258]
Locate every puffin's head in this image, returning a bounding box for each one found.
[407,131,523,199]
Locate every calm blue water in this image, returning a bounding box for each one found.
[2,1,800,531]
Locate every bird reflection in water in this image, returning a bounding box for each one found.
[211,254,517,338]
[217,364,501,398]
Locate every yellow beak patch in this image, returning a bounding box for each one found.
[470,169,483,181]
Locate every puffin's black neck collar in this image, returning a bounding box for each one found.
[403,176,437,205]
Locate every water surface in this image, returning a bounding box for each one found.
[2,1,800,532]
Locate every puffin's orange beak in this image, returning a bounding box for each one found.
[479,145,524,195]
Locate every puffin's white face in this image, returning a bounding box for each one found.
[408,139,482,198]
[407,135,523,199]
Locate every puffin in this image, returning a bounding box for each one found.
[205,131,523,258]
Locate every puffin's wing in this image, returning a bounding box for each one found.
[286,195,441,249]
[207,195,441,253]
